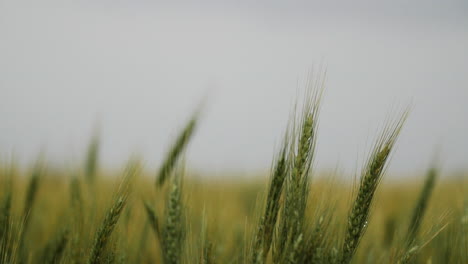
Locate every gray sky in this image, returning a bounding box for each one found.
[1,0,467,174]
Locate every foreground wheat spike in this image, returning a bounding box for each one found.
[274,73,324,263]
[251,136,289,264]
[156,115,197,187]
[341,111,407,264]
[87,161,139,264]
[162,173,185,264]
[406,167,438,246]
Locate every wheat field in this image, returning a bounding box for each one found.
[1,78,467,264]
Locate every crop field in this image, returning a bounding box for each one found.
[0,79,466,264]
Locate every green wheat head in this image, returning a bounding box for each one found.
[341,111,408,264]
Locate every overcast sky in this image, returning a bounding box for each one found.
[1,0,467,174]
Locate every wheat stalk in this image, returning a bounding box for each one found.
[406,167,438,246]
[274,72,324,263]
[161,171,185,264]
[87,161,139,264]
[144,201,161,242]
[156,115,197,187]
[341,111,408,264]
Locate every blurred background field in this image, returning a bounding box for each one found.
[0,163,466,263]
